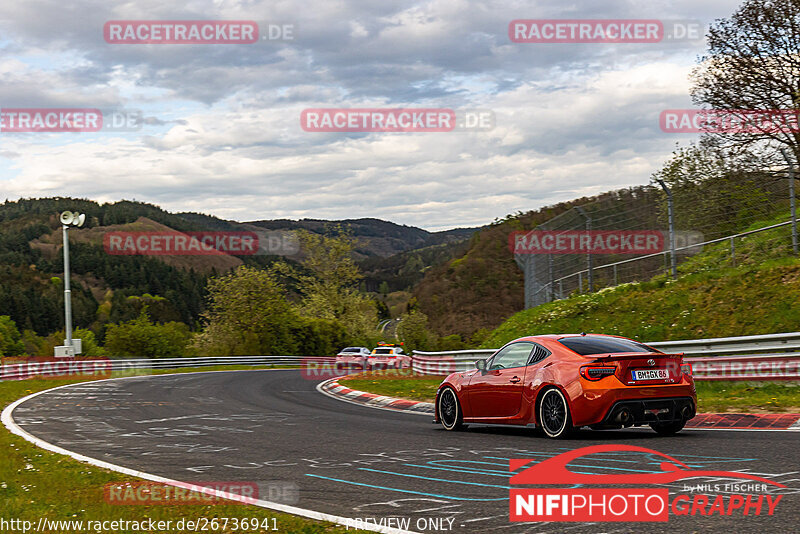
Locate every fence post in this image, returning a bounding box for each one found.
[613,264,618,286]
[576,206,594,291]
[656,179,677,279]
[781,148,798,255]
[730,237,736,266]
[578,271,583,293]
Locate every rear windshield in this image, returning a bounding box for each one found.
[373,348,394,355]
[341,348,361,353]
[558,336,659,356]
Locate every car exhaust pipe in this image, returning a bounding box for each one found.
[680,405,692,421]
[614,408,633,426]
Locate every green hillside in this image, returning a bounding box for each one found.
[412,186,665,338]
[248,217,477,258]
[481,219,800,347]
[412,151,792,340]
[0,198,477,352]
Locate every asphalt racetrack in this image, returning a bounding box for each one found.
[8,370,800,533]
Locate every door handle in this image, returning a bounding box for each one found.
[509,376,521,383]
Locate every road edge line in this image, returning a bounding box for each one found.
[2,372,421,534]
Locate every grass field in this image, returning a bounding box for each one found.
[340,371,800,413]
[0,367,362,534]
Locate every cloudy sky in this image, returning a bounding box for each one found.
[0,0,741,230]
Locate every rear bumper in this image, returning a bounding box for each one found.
[336,359,365,369]
[367,360,400,369]
[600,396,696,427]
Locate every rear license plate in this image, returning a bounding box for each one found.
[632,369,668,381]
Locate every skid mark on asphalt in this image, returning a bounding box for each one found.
[358,467,511,489]
[306,473,508,501]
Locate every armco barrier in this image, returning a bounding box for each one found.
[412,332,800,381]
[411,349,494,375]
[689,354,800,381]
[0,356,334,381]
[648,332,800,357]
[3,333,800,382]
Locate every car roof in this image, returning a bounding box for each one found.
[510,333,631,342]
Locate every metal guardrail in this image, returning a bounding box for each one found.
[3,333,799,381]
[648,332,800,356]
[412,332,800,380]
[689,353,800,381]
[0,356,334,381]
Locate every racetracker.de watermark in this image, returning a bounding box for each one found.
[103,480,298,505]
[301,360,437,380]
[512,230,663,255]
[660,109,800,133]
[103,231,300,256]
[0,108,142,133]
[104,20,294,44]
[300,108,495,132]
[510,230,703,255]
[509,19,704,43]
[0,358,112,381]
[692,358,800,380]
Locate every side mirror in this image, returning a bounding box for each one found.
[475,359,487,371]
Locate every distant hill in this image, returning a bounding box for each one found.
[0,197,479,339]
[410,193,624,339]
[247,217,477,258]
[31,216,245,277]
[358,239,472,294]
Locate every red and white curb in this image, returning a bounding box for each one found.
[317,377,434,416]
[687,412,800,431]
[318,378,800,431]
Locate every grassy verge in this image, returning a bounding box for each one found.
[1,368,361,534]
[340,370,445,402]
[480,257,800,348]
[340,372,800,414]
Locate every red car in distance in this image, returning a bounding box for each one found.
[435,333,696,438]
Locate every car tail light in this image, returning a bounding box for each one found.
[580,365,617,381]
[681,363,692,376]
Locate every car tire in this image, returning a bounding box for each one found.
[650,420,686,436]
[538,387,574,439]
[438,387,464,431]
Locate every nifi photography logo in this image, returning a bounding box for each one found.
[509,444,784,523]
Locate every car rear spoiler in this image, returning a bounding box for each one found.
[590,352,685,362]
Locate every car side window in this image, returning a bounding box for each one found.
[489,342,534,370]
[527,344,551,365]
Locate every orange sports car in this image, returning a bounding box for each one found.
[434,333,696,438]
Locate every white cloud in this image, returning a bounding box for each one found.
[0,0,741,230]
